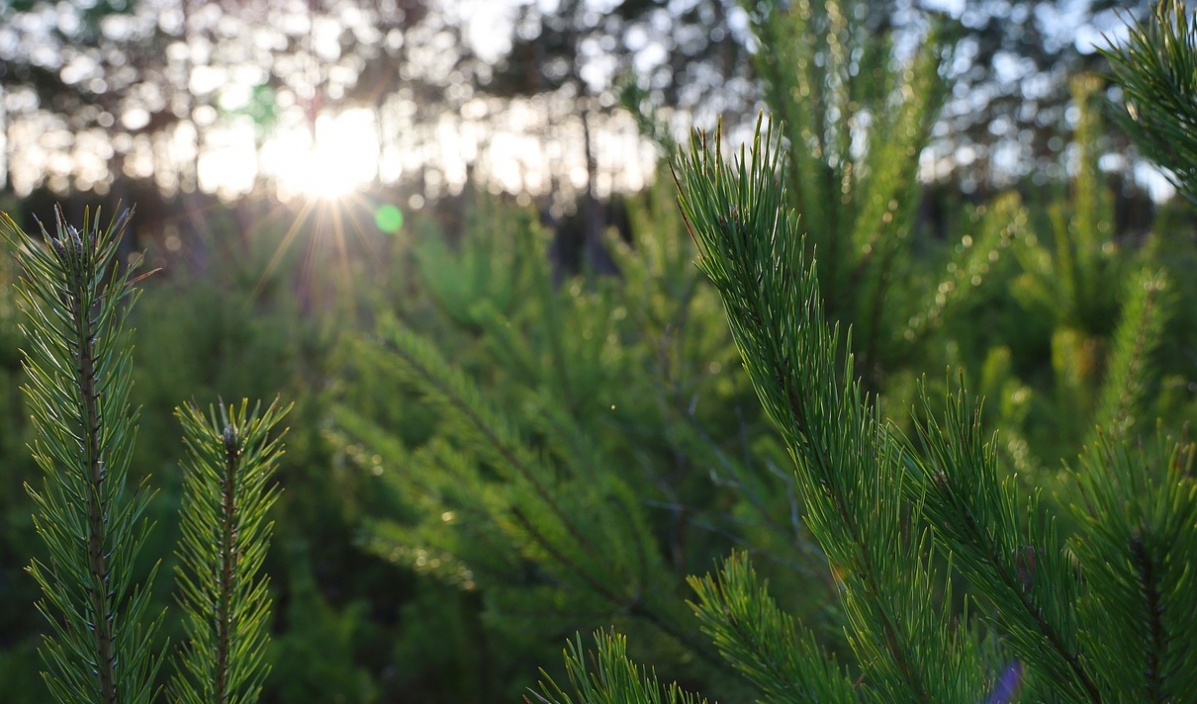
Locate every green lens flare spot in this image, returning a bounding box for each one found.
[375,204,404,233]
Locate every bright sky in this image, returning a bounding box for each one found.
[1,0,667,204]
[0,0,1178,203]
[258,110,379,200]
[229,0,1170,204]
[182,97,656,205]
[920,0,1133,53]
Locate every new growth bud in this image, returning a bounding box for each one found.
[223,425,241,459]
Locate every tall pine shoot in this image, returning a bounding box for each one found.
[4,207,164,704]
[172,399,289,704]
[1,206,288,704]
[533,2,1197,701]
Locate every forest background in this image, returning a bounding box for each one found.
[1,0,1196,702]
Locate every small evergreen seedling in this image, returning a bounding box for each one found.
[172,399,288,704]
[2,206,288,704]
[3,207,164,704]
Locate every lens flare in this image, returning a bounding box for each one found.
[986,661,1023,704]
[375,204,404,233]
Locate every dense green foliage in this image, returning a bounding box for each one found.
[331,184,774,700]
[0,210,289,703]
[173,399,289,704]
[5,207,164,704]
[532,4,1197,704]
[0,2,1193,703]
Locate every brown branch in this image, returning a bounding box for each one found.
[61,226,118,704]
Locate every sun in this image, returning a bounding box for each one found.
[267,109,379,200]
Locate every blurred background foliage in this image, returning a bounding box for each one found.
[1,0,1196,702]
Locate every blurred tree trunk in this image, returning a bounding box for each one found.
[581,99,618,278]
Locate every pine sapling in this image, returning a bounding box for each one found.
[172,399,289,704]
[2,205,288,704]
[2,206,164,704]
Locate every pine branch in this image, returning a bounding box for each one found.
[673,119,979,703]
[745,0,834,297]
[171,399,289,704]
[530,631,708,704]
[1102,0,1197,205]
[909,385,1101,704]
[687,552,856,704]
[2,206,163,704]
[370,324,604,565]
[1091,268,1170,439]
[743,0,954,356]
[1068,429,1197,701]
[361,322,723,665]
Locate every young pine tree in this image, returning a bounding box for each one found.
[1,207,288,704]
[322,2,1183,701]
[532,2,1197,696]
[534,102,1197,704]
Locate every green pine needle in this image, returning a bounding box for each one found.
[531,630,708,704]
[688,552,856,703]
[171,398,289,704]
[1102,0,1197,205]
[2,206,164,704]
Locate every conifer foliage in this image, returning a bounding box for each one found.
[1,206,288,704]
[1102,0,1197,206]
[334,1,1191,699]
[4,207,164,704]
[744,0,1015,387]
[532,2,1197,696]
[672,120,984,702]
[333,194,752,688]
[172,399,289,704]
[536,112,1197,704]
